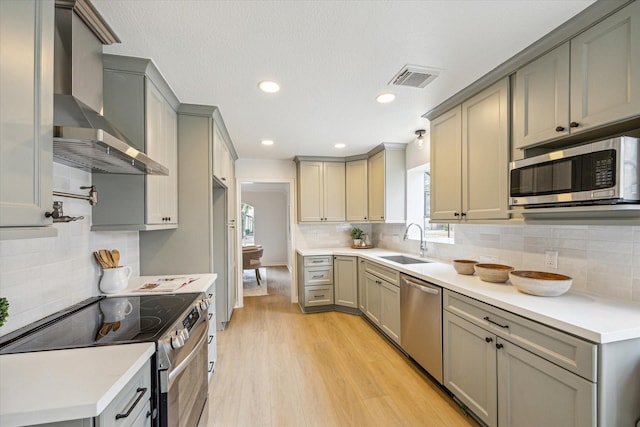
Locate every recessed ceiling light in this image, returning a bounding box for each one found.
[261,139,274,146]
[334,143,346,149]
[258,81,280,93]
[376,93,396,103]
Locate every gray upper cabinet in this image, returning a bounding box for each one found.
[296,160,346,223]
[570,1,640,134]
[93,55,179,231]
[431,79,509,222]
[345,159,368,222]
[514,1,640,150]
[367,144,406,223]
[513,43,570,150]
[0,0,55,238]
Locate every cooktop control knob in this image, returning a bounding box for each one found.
[199,299,209,310]
[177,327,189,341]
[170,334,185,349]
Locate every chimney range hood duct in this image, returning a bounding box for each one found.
[53,0,168,175]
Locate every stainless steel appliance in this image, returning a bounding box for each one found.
[510,136,640,207]
[400,274,443,384]
[0,293,209,427]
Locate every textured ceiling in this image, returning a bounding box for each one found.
[92,0,596,160]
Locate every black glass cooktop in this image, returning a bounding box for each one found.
[0,293,202,355]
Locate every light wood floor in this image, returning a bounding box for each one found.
[207,266,479,427]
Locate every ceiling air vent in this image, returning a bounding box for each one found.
[389,65,440,89]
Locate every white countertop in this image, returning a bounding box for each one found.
[297,247,640,344]
[106,273,217,296]
[0,343,155,427]
[0,274,216,426]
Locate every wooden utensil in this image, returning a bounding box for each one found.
[111,249,120,268]
[99,249,114,268]
[93,251,109,269]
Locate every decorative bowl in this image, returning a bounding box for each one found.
[453,260,478,275]
[509,271,573,296]
[474,263,514,283]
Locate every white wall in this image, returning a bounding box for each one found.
[374,222,640,303]
[0,164,140,335]
[242,189,288,265]
[235,158,296,180]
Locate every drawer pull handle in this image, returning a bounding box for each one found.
[484,316,509,329]
[208,335,214,344]
[314,294,325,298]
[208,361,215,373]
[208,313,213,320]
[312,275,324,279]
[312,260,323,263]
[115,387,147,420]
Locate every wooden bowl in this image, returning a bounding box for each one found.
[474,263,514,283]
[509,271,573,296]
[452,260,478,275]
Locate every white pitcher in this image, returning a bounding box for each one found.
[100,266,132,294]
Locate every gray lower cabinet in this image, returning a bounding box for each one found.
[297,254,334,310]
[357,258,367,312]
[206,282,217,382]
[443,290,596,427]
[363,260,401,344]
[333,256,358,308]
[38,359,152,427]
[0,0,55,238]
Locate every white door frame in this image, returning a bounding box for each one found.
[235,178,297,307]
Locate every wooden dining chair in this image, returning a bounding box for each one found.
[242,245,264,285]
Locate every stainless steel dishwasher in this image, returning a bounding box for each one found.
[400,274,443,384]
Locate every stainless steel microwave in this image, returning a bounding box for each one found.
[510,136,640,207]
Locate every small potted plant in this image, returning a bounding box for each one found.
[351,227,364,246]
[0,297,9,328]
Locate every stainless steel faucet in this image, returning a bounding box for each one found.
[403,223,425,257]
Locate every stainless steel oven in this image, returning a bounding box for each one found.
[158,300,209,427]
[0,292,210,427]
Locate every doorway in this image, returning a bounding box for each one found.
[237,181,294,305]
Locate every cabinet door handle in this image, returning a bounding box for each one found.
[496,343,504,350]
[364,217,367,220]
[453,212,460,217]
[555,126,565,132]
[485,337,493,343]
[484,316,509,329]
[569,121,580,128]
[209,361,215,373]
[115,387,147,420]
[460,212,466,217]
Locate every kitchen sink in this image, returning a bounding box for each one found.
[379,255,431,265]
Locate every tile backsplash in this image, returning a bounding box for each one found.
[374,223,640,302]
[0,164,139,336]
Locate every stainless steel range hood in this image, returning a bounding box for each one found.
[53,0,168,175]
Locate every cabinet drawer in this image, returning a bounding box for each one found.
[304,266,333,285]
[97,359,151,426]
[444,290,596,381]
[304,256,332,267]
[304,285,334,306]
[365,260,399,286]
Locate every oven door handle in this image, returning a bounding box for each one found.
[168,325,208,384]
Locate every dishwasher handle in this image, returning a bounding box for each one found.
[402,277,440,295]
